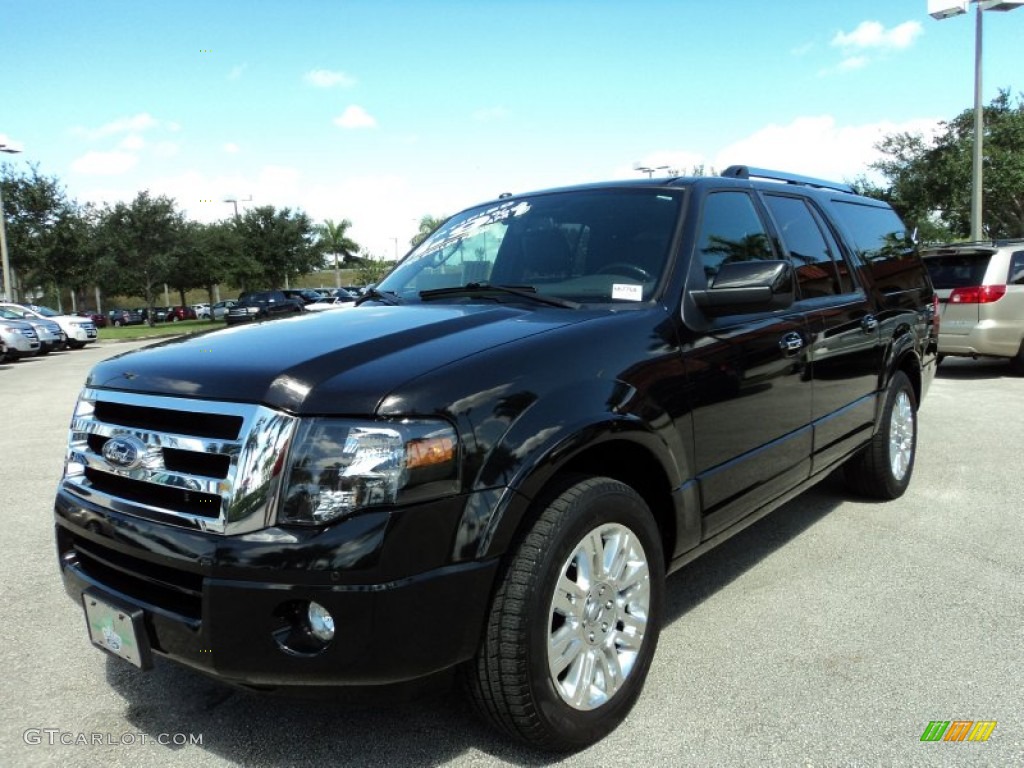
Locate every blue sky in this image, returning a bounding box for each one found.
[1,1,1020,258]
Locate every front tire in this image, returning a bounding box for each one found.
[844,371,918,499]
[466,476,664,751]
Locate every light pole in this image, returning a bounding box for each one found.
[222,194,252,218]
[0,141,23,302]
[634,164,669,178]
[929,1,1023,241]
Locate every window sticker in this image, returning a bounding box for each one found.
[612,283,643,302]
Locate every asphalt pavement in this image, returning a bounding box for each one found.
[1,341,1021,767]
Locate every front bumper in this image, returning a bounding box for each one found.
[66,325,98,343]
[3,334,39,355]
[55,488,498,687]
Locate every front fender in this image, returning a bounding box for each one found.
[454,376,688,561]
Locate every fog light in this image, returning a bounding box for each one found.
[307,601,335,642]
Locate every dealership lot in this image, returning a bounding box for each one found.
[1,341,1021,767]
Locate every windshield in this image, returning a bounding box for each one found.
[376,188,683,305]
[27,305,59,317]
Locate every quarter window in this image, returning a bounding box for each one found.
[1007,251,1024,285]
[831,201,923,293]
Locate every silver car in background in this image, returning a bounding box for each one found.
[0,303,98,349]
[0,307,64,354]
[0,317,41,361]
[922,240,1024,371]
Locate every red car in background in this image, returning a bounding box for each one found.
[165,306,197,322]
[76,310,108,328]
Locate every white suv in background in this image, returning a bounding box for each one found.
[0,303,98,349]
[922,240,1024,371]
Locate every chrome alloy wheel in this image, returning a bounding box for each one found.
[888,390,915,482]
[547,522,651,711]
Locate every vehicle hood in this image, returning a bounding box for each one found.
[86,304,586,414]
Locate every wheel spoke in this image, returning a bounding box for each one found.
[584,529,607,580]
[605,529,631,580]
[598,643,624,696]
[548,626,584,678]
[569,650,598,708]
[551,574,585,618]
[616,612,647,649]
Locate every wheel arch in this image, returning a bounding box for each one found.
[473,429,681,571]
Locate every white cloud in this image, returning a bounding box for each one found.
[712,115,942,183]
[118,134,145,151]
[832,20,922,51]
[153,141,180,158]
[333,105,377,129]
[228,63,247,81]
[224,142,240,154]
[304,68,357,88]
[75,113,160,140]
[70,151,138,176]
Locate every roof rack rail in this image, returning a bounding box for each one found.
[721,165,854,194]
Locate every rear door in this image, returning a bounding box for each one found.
[762,193,882,472]
[683,190,812,539]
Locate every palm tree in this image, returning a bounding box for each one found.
[411,214,446,248]
[317,218,360,287]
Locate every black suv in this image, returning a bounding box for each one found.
[281,288,325,306]
[107,308,143,327]
[225,290,304,325]
[55,167,937,751]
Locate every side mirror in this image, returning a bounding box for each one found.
[691,260,794,316]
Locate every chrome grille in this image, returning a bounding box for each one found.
[62,388,298,535]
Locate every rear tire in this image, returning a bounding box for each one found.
[1010,340,1024,375]
[844,371,917,499]
[465,476,664,752]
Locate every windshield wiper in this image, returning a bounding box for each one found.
[355,287,403,306]
[419,282,579,309]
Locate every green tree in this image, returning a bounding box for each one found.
[411,214,446,247]
[0,162,77,301]
[230,206,323,289]
[354,250,393,285]
[95,192,184,324]
[317,218,360,287]
[167,221,236,312]
[869,89,1024,241]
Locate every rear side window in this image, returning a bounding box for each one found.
[1008,251,1024,285]
[831,201,923,293]
[763,194,851,297]
[697,191,774,280]
[923,253,992,289]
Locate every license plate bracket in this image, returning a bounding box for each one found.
[82,589,152,669]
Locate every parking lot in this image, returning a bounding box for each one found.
[1,341,1021,767]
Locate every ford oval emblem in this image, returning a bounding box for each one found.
[102,435,146,470]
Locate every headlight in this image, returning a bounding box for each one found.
[278,419,458,525]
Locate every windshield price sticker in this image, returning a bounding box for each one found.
[612,284,643,302]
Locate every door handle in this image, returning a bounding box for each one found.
[778,331,805,355]
[861,315,879,333]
